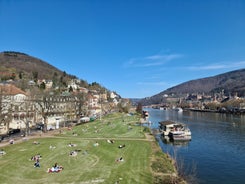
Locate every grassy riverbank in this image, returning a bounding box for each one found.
[0,112,184,184]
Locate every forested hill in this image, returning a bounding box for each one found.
[0,51,109,93]
[140,69,245,105]
[0,51,75,80]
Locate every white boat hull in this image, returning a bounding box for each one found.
[159,120,192,141]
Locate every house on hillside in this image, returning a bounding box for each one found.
[46,80,53,89]
[110,92,117,99]
[36,79,53,89]
[87,93,99,109]
[67,79,79,91]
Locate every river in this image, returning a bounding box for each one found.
[145,108,245,184]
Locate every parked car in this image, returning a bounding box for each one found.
[80,117,90,122]
[36,123,44,130]
[0,135,4,142]
[8,128,20,135]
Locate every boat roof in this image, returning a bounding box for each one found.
[159,120,186,126]
[159,120,176,125]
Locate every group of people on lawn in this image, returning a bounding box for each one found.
[105,140,126,162]
[29,138,126,172]
[31,153,63,172]
[29,140,64,173]
[31,141,81,172]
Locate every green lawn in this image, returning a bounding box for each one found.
[0,112,178,184]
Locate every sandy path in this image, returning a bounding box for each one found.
[0,129,59,148]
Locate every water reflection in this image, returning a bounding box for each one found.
[160,135,191,146]
[146,108,245,184]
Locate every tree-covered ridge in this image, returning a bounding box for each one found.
[0,51,71,81]
[140,69,245,106]
[3,51,29,56]
[164,69,245,95]
[0,51,110,94]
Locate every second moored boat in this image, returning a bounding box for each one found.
[159,120,191,141]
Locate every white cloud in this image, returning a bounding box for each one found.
[188,64,226,70]
[187,61,245,71]
[123,53,183,68]
[233,61,245,67]
[146,54,182,61]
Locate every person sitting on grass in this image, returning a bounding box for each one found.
[69,150,78,157]
[0,149,6,155]
[31,153,42,161]
[69,149,81,156]
[116,156,124,162]
[33,141,40,145]
[118,144,125,149]
[34,159,40,168]
[68,142,77,147]
[107,139,114,144]
[49,145,56,150]
[47,163,64,173]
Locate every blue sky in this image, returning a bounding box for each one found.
[1,0,245,98]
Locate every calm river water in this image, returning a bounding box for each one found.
[145,108,245,184]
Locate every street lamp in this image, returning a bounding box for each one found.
[100,94,102,121]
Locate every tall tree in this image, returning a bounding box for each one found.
[74,93,88,119]
[32,71,38,82]
[34,93,54,132]
[136,102,143,114]
[19,71,23,79]
[39,82,46,90]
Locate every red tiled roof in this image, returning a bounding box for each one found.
[0,84,27,95]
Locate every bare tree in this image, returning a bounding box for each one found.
[34,93,54,132]
[72,92,88,124]
[20,97,36,136]
[0,93,13,135]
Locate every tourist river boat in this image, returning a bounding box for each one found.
[159,120,191,141]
